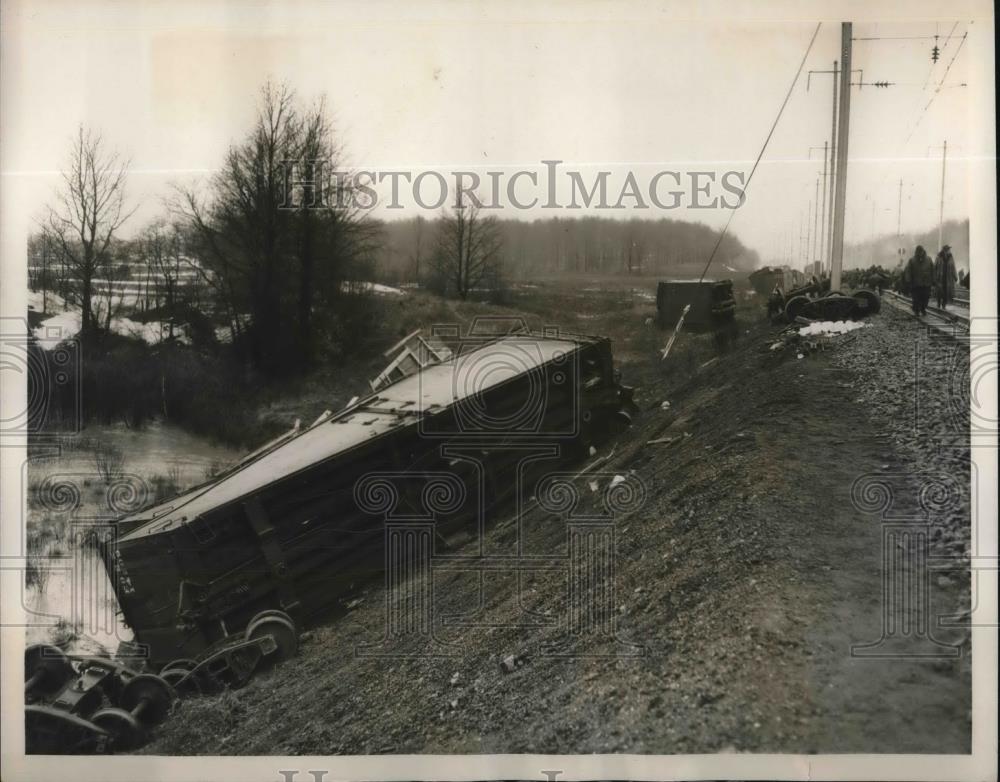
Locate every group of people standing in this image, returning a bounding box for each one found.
[901,244,962,316]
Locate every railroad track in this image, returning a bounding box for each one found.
[883,289,970,334]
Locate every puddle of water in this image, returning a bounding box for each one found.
[24,421,243,657]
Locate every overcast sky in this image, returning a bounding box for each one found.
[1,0,993,272]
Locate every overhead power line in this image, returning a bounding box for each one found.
[697,22,823,282]
[869,21,965,196]
[853,35,941,41]
[906,31,969,143]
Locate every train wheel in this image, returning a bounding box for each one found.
[610,409,633,434]
[25,705,108,754]
[159,667,201,696]
[24,645,74,698]
[852,289,881,316]
[816,293,856,321]
[91,707,143,751]
[245,609,296,624]
[120,673,176,727]
[783,295,811,322]
[245,611,298,664]
[160,658,197,675]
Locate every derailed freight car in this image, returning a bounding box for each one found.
[101,331,635,668]
[656,279,735,330]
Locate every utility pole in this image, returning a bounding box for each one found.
[830,24,852,292]
[805,202,812,266]
[809,144,828,267]
[800,211,806,267]
[869,198,877,264]
[896,178,903,237]
[820,142,828,266]
[813,176,821,265]
[938,140,947,251]
[827,62,839,275]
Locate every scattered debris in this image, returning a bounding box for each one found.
[660,303,692,359]
[370,329,453,391]
[660,400,671,410]
[500,654,527,674]
[312,410,334,425]
[647,436,681,446]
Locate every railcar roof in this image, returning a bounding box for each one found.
[118,334,588,540]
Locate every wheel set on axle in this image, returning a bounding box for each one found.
[155,609,300,695]
[782,289,881,323]
[24,646,176,754]
[90,674,176,751]
[24,608,300,754]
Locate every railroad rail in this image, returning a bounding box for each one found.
[882,289,969,334]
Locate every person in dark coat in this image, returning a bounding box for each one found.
[933,245,958,309]
[902,245,934,316]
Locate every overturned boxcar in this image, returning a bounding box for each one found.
[101,331,635,668]
[656,279,736,330]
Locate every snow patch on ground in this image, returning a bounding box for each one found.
[27,290,69,313]
[31,309,190,348]
[112,318,192,346]
[798,320,869,337]
[31,311,81,344]
[341,281,406,296]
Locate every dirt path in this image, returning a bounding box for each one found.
[144,304,970,755]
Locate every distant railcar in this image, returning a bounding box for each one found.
[749,266,803,297]
[101,331,635,667]
[748,267,782,297]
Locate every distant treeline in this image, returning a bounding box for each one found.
[372,215,761,283]
[844,218,970,272]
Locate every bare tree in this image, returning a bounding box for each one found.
[97,239,133,333]
[140,219,191,339]
[434,194,502,300]
[176,82,373,373]
[409,215,426,285]
[27,233,57,312]
[43,126,135,339]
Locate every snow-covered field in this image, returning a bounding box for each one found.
[28,281,402,350]
[29,290,190,349]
